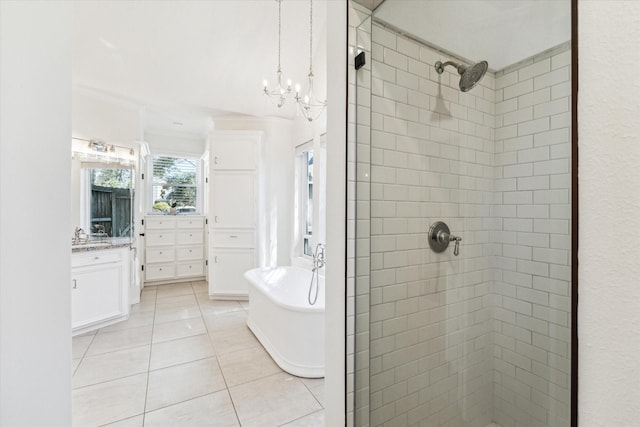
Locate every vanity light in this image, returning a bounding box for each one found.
[73,138,136,166]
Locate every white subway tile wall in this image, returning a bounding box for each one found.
[493,43,572,427]
[366,22,496,427]
[349,15,572,427]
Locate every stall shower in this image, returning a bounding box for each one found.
[348,2,573,426]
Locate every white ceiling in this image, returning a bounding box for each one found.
[74,1,570,134]
[374,0,571,71]
[73,1,328,133]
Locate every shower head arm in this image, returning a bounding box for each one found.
[435,60,467,76]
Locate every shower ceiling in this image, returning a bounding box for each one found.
[373,0,571,71]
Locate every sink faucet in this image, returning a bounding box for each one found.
[73,227,85,245]
[313,243,326,270]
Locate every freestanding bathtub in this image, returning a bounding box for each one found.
[244,266,325,378]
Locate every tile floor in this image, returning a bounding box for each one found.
[72,280,325,427]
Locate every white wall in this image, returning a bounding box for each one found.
[325,1,347,425]
[144,130,206,157]
[73,88,141,144]
[578,2,640,426]
[0,2,73,426]
[213,116,295,268]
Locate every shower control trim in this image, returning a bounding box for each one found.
[428,221,462,256]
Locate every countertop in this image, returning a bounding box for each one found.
[71,237,133,253]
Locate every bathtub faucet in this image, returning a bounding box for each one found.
[313,243,326,270]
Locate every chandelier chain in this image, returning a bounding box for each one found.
[309,0,313,75]
[278,0,282,70]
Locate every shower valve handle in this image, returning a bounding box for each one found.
[450,235,462,256]
[428,221,461,256]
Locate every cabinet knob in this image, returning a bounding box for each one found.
[159,252,162,255]
[214,256,218,263]
[189,249,192,252]
[159,268,162,271]
[94,257,100,260]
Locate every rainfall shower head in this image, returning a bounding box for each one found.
[435,60,488,92]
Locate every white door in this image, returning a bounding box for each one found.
[209,249,255,297]
[210,172,255,229]
[212,139,257,170]
[72,264,123,329]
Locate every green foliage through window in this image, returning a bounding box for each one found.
[151,155,198,212]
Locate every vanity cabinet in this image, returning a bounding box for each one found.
[208,131,262,299]
[71,247,129,335]
[144,216,205,284]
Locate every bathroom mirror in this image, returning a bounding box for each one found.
[71,140,136,244]
[349,1,576,426]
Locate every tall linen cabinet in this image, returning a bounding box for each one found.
[207,131,263,299]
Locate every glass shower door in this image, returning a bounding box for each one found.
[351,1,573,426]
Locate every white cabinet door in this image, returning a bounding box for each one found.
[210,172,255,229]
[209,249,255,298]
[72,263,123,329]
[212,139,257,170]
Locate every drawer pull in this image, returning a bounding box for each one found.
[72,279,77,289]
[229,235,238,238]
[159,252,163,255]
[94,256,100,260]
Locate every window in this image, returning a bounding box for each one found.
[302,150,314,256]
[83,167,134,237]
[295,136,326,260]
[150,155,200,213]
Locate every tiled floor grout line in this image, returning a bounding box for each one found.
[140,286,159,426]
[301,379,324,409]
[194,281,244,426]
[278,408,325,427]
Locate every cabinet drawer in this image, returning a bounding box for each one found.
[145,264,175,281]
[145,217,176,230]
[146,248,175,263]
[176,217,204,229]
[72,251,122,268]
[177,246,204,261]
[146,231,175,246]
[176,261,204,277]
[176,230,203,245]
[210,231,254,248]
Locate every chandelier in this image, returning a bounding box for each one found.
[262,0,293,108]
[294,0,327,122]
